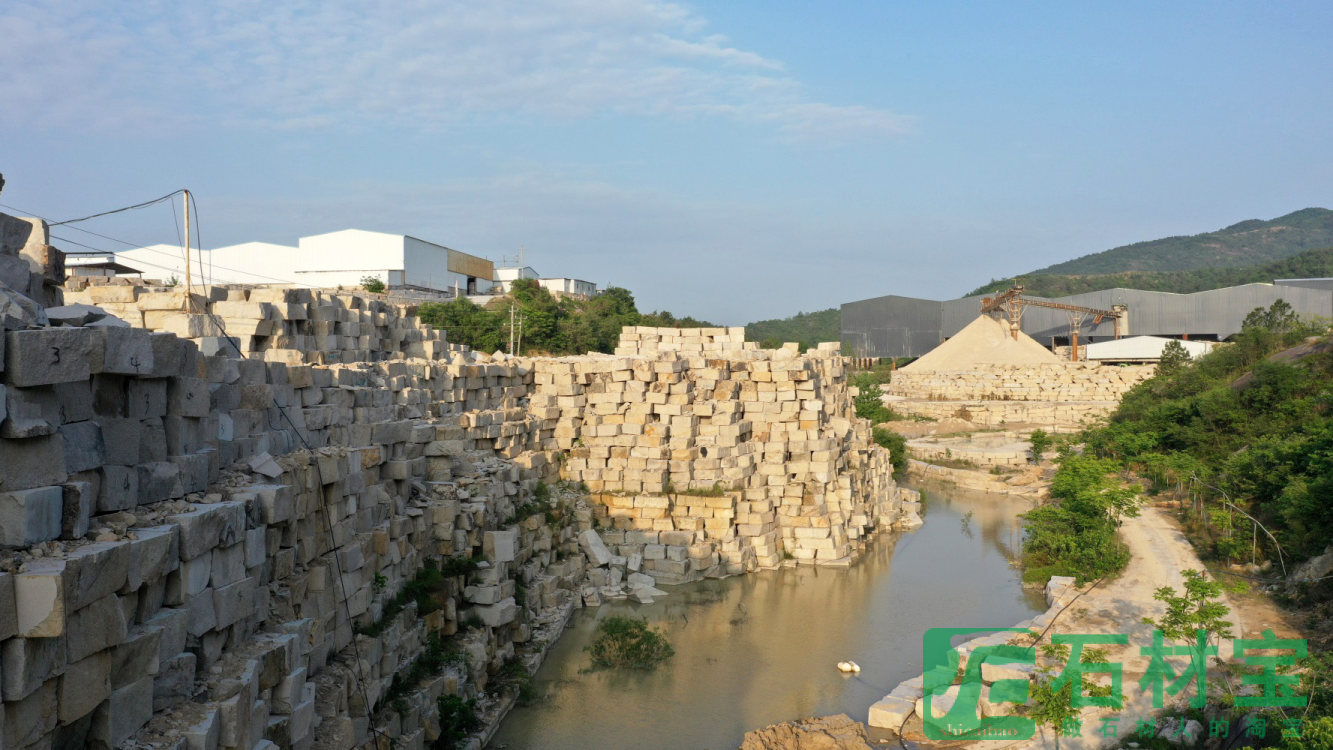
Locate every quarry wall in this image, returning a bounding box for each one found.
[884,362,1154,428]
[0,315,906,749]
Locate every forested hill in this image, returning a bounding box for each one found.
[967,245,1333,298]
[1035,207,1333,276]
[744,308,840,350]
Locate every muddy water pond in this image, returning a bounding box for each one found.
[492,485,1045,749]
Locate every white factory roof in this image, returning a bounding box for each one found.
[1084,335,1215,362]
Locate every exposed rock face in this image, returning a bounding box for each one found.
[739,714,876,750]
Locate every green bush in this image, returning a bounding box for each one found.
[1021,454,1138,584]
[435,694,482,749]
[585,616,674,671]
[361,275,386,294]
[853,380,897,424]
[873,427,908,479]
[1028,429,1052,464]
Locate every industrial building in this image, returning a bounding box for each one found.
[842,281,1333,359]
[116,230,496,295]
[494,264,598,298]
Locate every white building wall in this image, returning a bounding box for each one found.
[118,242,301,286]
[402,236,488,293]
[494,266,540,293]
[537,278,597,297]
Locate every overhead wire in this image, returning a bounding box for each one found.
[49,189,183,226]
[1,200,304,286]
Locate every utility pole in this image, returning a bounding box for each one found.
[509,300,515,354]
[182,189,195,311]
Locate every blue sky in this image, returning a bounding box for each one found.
[2,1,1330,323]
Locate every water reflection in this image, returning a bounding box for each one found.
[492,484,1044,749]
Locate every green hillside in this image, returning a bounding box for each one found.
[967,245,1333,298]
[1035,207,1333,276]
[744,308,840,350]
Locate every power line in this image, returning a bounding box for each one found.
[49,190,184,226]
[7,200,304,286]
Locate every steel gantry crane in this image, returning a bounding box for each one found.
[980,286,1124,361]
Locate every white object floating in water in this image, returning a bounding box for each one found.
[836,661,861,673]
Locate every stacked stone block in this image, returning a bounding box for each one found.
[885,362,1155,427]
[613,325,753,356]
[531,333,905,578]
[64,284,453,365]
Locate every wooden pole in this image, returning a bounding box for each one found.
[183,190,192,310]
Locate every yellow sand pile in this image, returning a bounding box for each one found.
[903,315,1060,371]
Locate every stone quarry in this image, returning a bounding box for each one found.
[0,213,910,749]
[883,316,1154,429]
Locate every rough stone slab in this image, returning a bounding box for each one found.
[91,674,153,748]
[0,433,67,491]
[1,633,65,702]
[53,380,94,423]
[213,577,256,630]
[172,451,212,494]
[97,417,142,465]
[212,543,246,588]
[98,464,138,512]
[59,420,105,473]
[1,384,60,438]
[58,650,112,725]
[185,589,216,637]
[867,695,916,729]
[126,378,168,418]
[138,460,184,503]
[64,540,131,611]
[484,529,517,563]
[0,572,16,640]
[4,327,92,386]
[154,651,196,711]
[148,332,185,378]
[168,500,247,560]
[45,303,105,327]
[144,607,188,662]
[14,558,67,636]
[0,485,63,546]
[112,624,163,689]
[91,326,154,375]
[578,529,613,567]
[66,593,127,662]
[474,596,517,627]
[61,480,94,539]
[125,525,180,591]
[169,376,210,417]
[2,676,56,749]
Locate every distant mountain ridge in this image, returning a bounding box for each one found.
[966,245,1333,299]
[1035,207,1333,275]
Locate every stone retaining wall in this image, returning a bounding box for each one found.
[888,398,1121,428]
[0,320,904,749]
[885,363,1153,403]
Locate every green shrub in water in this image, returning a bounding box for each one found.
[585,616,675,671]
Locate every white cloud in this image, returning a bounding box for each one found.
[0,0,911,141]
